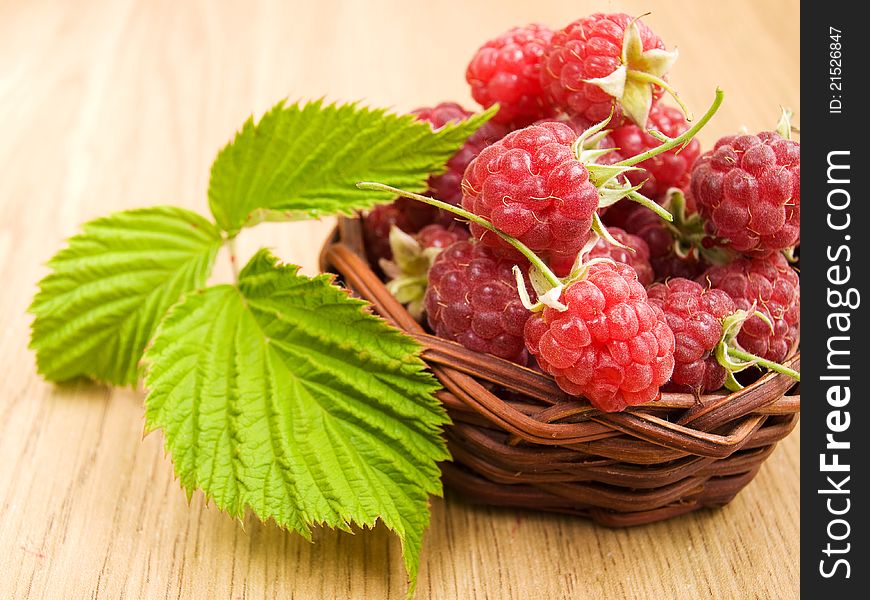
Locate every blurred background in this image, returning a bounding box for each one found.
[0,1,799,598]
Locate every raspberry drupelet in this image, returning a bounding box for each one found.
[414,223,469,251]
[524,261,675,412]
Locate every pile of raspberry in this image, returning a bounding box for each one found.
[362,12,800,413]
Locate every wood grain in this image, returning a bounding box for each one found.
[0,0,799,598]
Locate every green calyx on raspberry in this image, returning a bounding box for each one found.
[380,227,442,319]
[380,224,467,319]
[561,111,685,255]
[659,188,735,266]
[513,232,620,313]
[713,305,799,391]
[585,17,688,127]
[575,117,648,208]
[775,106,797,141]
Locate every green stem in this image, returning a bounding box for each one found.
[727,347,801,381]
[627,190,673,222]
[614,88,724,168]
[356,182,562,287]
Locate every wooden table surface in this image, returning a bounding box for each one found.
[0,1,799,598]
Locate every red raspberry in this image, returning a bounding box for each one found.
[524,261,675,412]
[606,204,708,281]
[604,105,701,200]
[571,227,654,286]
[698,253,799,362]
[647,278,736,392]
[413,102,510,207]
[466,24,556,126]
[425,241,531,364]
[691,131,800,255]
[540,13,671,125]
[461,121,600,274]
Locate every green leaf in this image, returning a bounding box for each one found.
[29,207,223,385]
[207,99,496,234]
[143,249,449,591]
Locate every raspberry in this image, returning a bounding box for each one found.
[691,130,800,255]
[524,261,675,412]
[647,278,736,392]
[466,24,556,126]
[698,253,799,362]
[571,227,654,286]
[425,241,532,364]
[604,105,701,200]
[540,13,674,126]
[413,103,509,207]
[606,203,708,281]
[461,121,601,274]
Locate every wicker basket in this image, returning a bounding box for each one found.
[320,217,801,527]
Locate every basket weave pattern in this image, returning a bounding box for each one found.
[321,218,800,527]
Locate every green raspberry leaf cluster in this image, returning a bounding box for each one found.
[27,98,493,595]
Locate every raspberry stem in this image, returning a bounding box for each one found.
[626,190,673,221]
[715,307,799,391]
[614,88,724,168]
[356,182,562,287]
[726,347,801,381]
